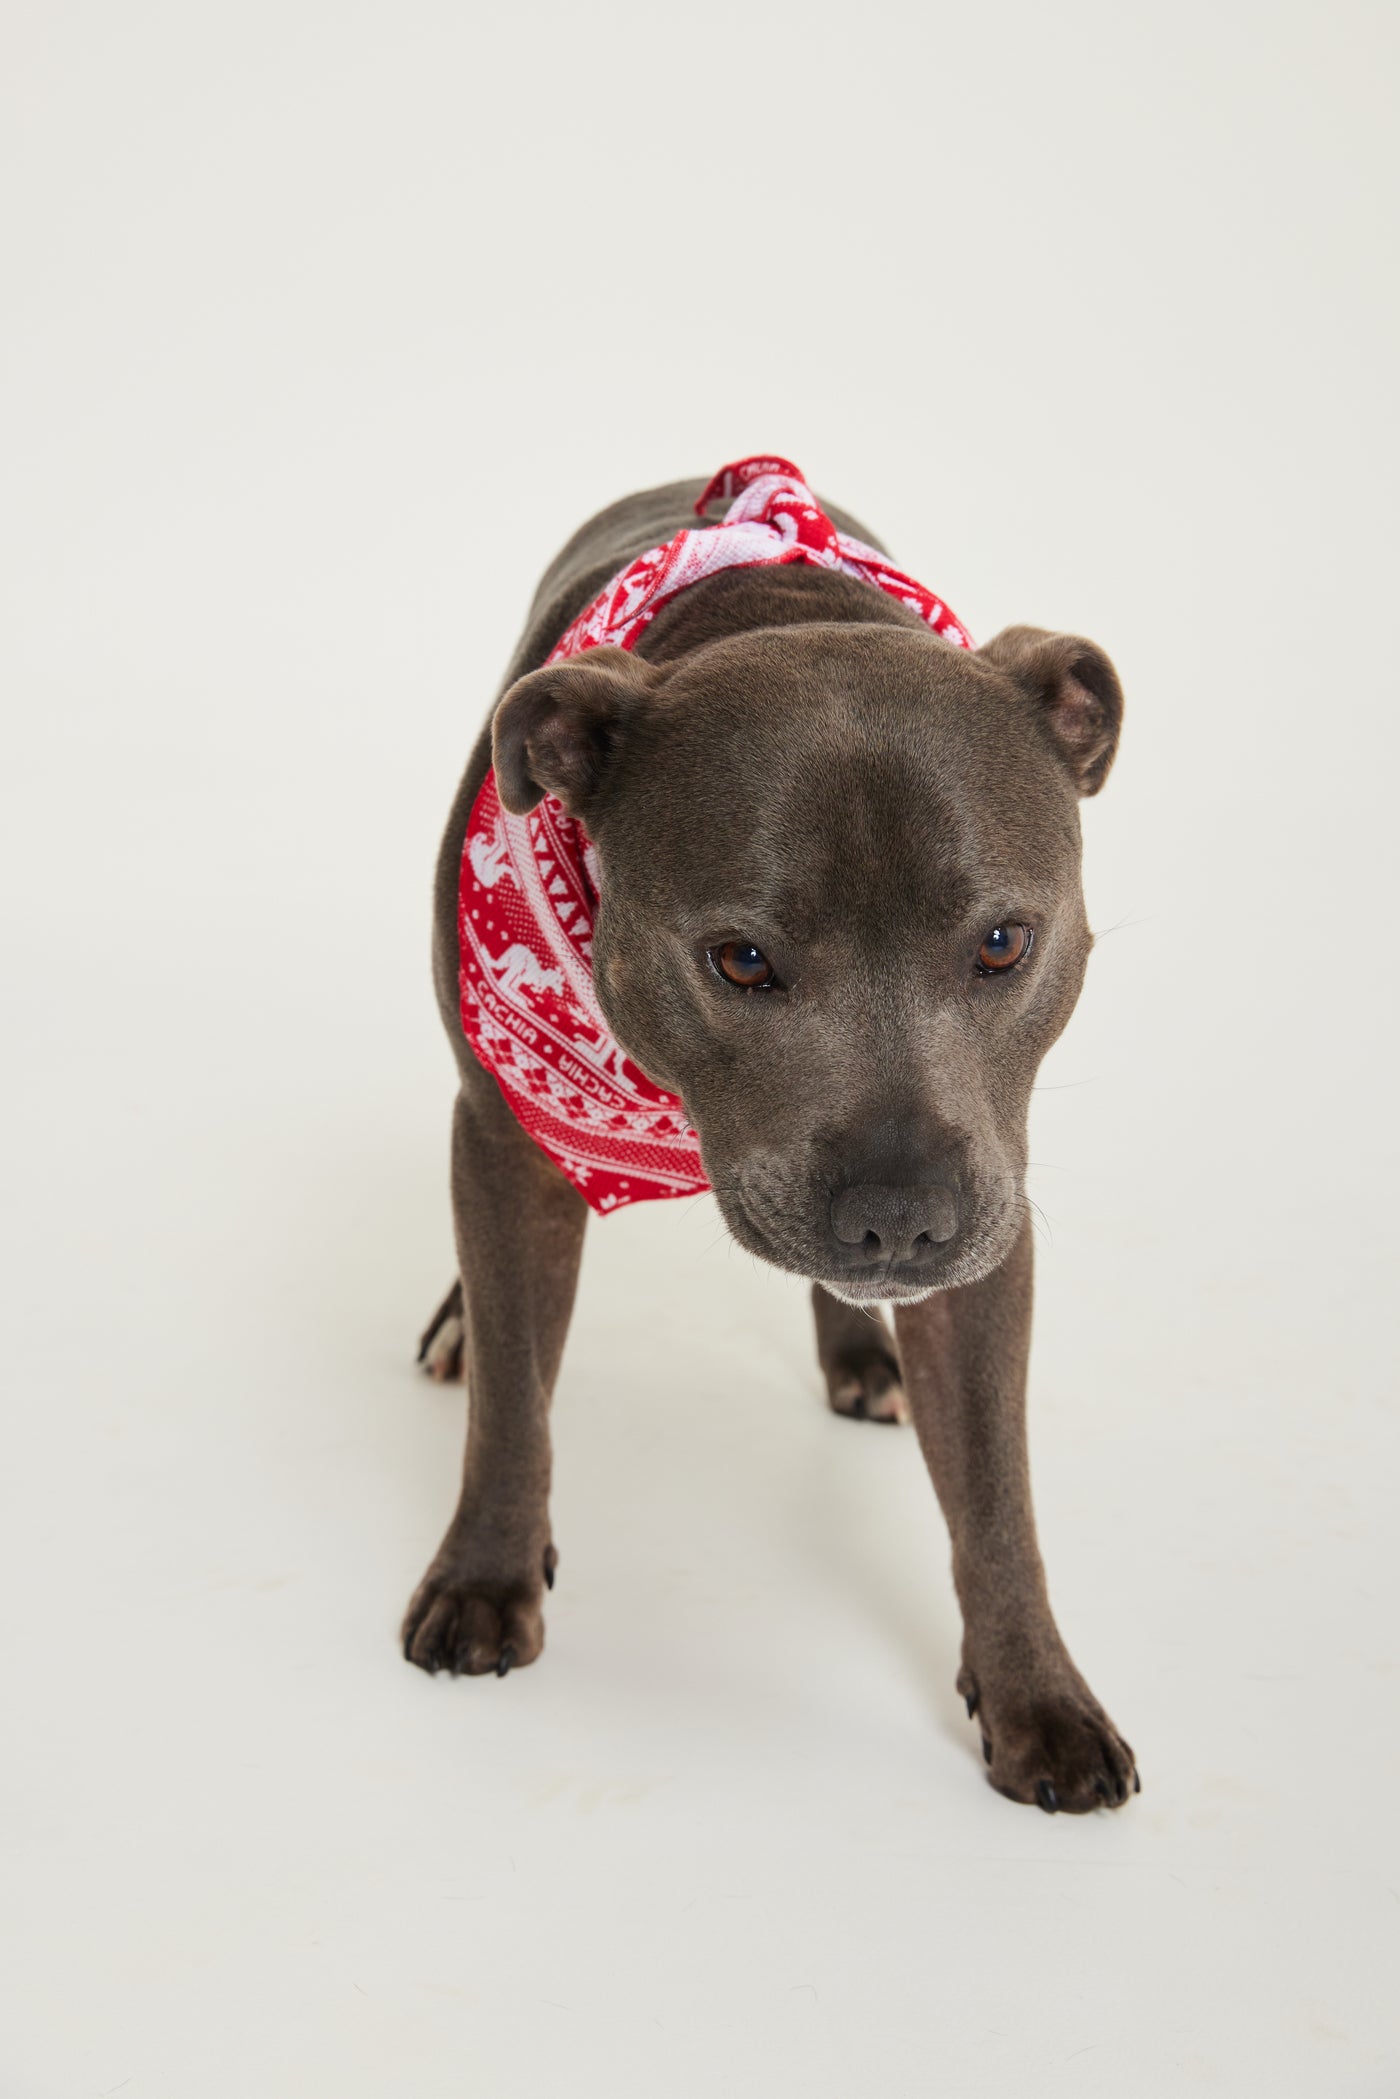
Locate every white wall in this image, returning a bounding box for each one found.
[2,4,1396,2093]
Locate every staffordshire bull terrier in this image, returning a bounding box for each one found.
[404,457,1137,1814]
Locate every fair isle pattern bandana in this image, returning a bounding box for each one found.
[457,455,972,1215]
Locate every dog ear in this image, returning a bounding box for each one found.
[977,626,1124,796]
[492,646,662,817]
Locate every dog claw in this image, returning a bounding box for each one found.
[543,1546,557,1591]
[965,1691,978,1719]
[496,1644,516,1678]
[401,1599,431,1662]
[982,1735,993,1765]
[1133,1767,1142,1793]
[1036,1780,1060,1814]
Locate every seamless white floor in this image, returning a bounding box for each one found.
[4,4,1398,2094]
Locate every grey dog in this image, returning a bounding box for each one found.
[404,474,1137,1814]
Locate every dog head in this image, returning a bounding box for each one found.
[492,614,1122,1302]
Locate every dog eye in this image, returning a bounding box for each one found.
[711,940,777,990]
[976,923,1033,975]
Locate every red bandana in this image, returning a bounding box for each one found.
[457,456,971,1215]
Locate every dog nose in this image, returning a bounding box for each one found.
[830,1183,958,1263]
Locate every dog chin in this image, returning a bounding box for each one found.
[817,1275,943,1308]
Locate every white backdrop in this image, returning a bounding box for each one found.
[3,3,1397,2093]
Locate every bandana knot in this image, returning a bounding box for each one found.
[696,455,841,559]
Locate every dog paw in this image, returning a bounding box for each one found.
[401,1561,548,1678]
[959,1667,1139,1812]
[825,1343,907,1424]
[417,1280,464,1384]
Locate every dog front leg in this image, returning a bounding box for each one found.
[894,1218,1138,1811]
[402,1084,587,1677]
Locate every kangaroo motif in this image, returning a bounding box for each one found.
[468,819,515,892]
[492,942,565,1003]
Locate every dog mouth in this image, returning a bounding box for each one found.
[715,1174,1018,1301]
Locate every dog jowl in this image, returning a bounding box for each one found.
[404,459,1138,1814]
